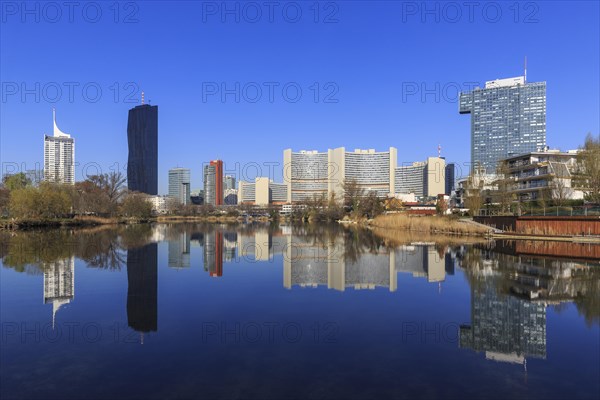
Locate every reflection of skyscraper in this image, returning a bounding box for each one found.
[127,103,158,195]
[394,245,446,283]
[204,231,223,277]
[460,279,547,364]
[284,235,396,291]
[127,243,158,334]
[43,257,75,327]
[223,232,237,261]
[168,232,190,269]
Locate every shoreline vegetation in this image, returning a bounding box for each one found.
[2,214,599,244]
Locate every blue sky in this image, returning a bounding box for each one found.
[1,0,599,193]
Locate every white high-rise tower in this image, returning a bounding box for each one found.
[44,109,75,184]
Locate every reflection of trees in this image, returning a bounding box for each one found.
[1,230,76,273]
[574,279,600,326]
[1,225,157,273]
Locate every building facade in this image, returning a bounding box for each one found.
[502,150,584,202]
[460,76,546,174]
[127,104,158,195]
[238,178,288,205]
[203,160,223,206]
[284,149,330,203]
[44,110,75,184]
[168,168,191,205]
[224,175,236,191]
[394,157,446,199]
[284,147,397,203]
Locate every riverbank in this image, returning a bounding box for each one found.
[0,214,277,230]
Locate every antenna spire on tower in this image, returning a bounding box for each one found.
[141,91,145,105]
[524,56,527,83]
[438,144,441,158]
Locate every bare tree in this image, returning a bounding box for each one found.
[494,161,515,214]
[464,174,483,216]
[574,133,600,203]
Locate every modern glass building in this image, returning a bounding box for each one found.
[459,76,546,174]
[445,163,455,195]
[168,168,191,205]
[284,147,397,203]
[127,104,158,195]
[283,149,330,203]
[395,157,446,198]
[44,110,75,185]
[223,175,236,191]
[395,162,425,197]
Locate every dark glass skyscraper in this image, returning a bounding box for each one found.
[445,163,455,195]
[459,76,546,174]
[127,104,158,195]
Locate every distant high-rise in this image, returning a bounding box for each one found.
[203,160,223,206]
[168,168,191,205]
[44,109,75,184]
[224,175,236,191]
[127,101,158,195]
[460,75,546,173]
[445,163,455,195]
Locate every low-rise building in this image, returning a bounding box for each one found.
[146,195,172,214]
[238,178,288,206]
[502,150,584,202]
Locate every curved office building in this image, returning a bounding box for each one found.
[343,149,396,198]
[284,150,330,203]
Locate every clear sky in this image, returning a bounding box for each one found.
[1,0,599,193]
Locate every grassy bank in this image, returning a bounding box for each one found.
[369,214,492,236]
[0,216,144,230]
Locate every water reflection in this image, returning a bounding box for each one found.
[43,257,74,329]
[1,224,598,356]
[127,243,158,338]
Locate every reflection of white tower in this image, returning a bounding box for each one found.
[43,257,75,328]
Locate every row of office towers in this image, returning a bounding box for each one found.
[237,148,454,205]
[283,148,451,204]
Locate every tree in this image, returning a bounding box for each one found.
[9,184,71,219]
[464,174,483,216]
[120,192,153,219]
[549,175,570,207]
[574,133,600,204]
[3,172,31,191]
[84,172,126,215]
[494,161,515,214]
[0,187,9,217]
[342,179,366,212]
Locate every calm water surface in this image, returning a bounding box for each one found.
[1,223,599,400]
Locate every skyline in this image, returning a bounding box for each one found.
[1,1,599,193]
